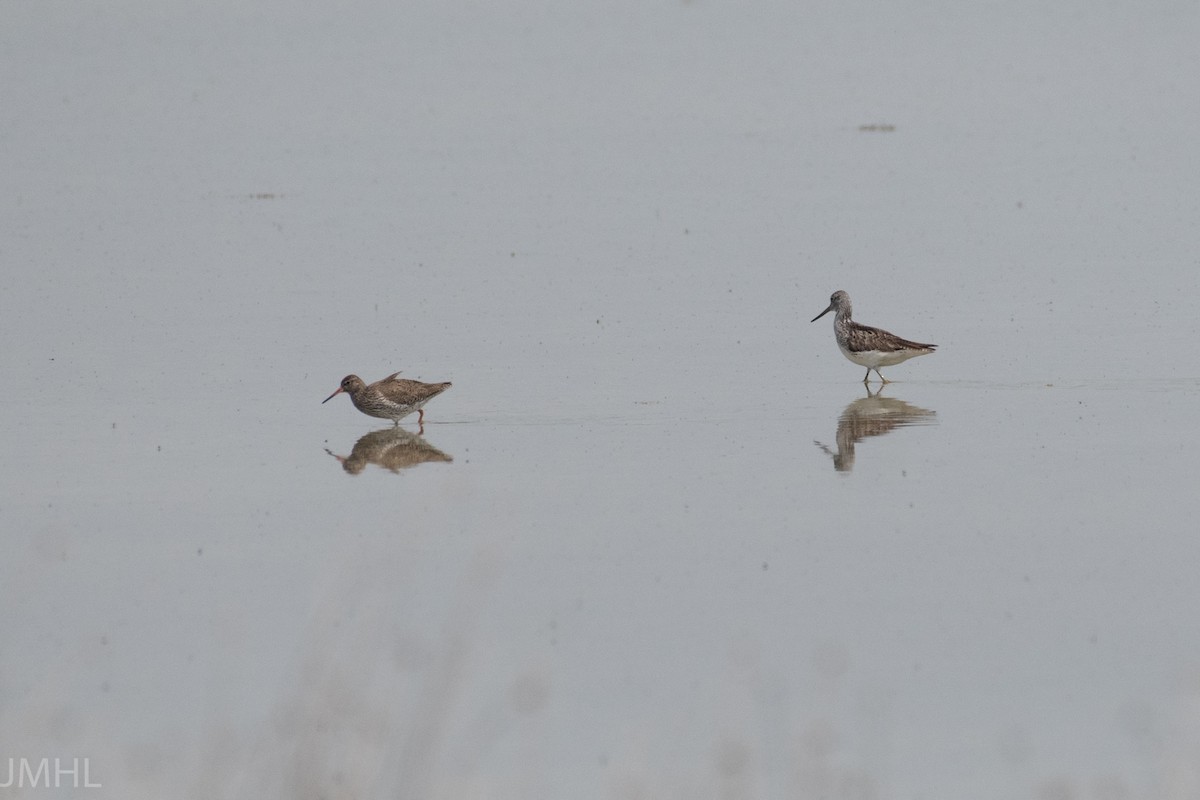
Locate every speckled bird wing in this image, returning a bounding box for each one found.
[845,323,936,353]
[381,377,450,404]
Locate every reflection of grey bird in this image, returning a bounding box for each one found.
[812,290,936,383]
[322,372,451,427]
[814,388,936,472]
[325,427,453,475]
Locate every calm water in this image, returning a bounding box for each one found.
[5,2,1200,798]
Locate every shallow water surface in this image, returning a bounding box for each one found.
[5,1,1200,798]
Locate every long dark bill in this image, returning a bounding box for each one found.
[811,303,834,323]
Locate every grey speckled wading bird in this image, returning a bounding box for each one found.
[811,290,936,383]
[322,372,451,425]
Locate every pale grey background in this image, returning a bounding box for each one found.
[3,1,1200,798]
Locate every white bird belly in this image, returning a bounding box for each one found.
[838,344,927,369]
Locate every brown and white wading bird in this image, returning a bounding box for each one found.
[322,372,451,426]
[811,290,937,383]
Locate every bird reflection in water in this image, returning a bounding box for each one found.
[814,386,936,472]
[325,427,453,475]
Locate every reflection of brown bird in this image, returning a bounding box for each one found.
[814,387,936,472]
[811,290,936,383]
[325,427,453,475]
[322,372,451,426]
